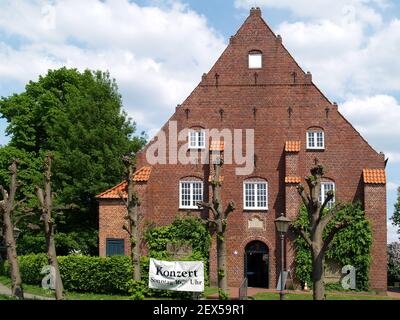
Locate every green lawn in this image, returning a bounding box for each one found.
[0,276,215,300]
[2,276,393,301]
[252,292,396,300]
[0,276,130,300]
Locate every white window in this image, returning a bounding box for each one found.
[243,181,268,210]
[307,131,325,149]
[248,51,262,69]
[320,182,335,209]
[188,129,205,149]
[179,181,203,209]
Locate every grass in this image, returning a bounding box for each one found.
[2,276,395,301]
[0,294,15,300]
[0,275,130,300]
[0,276,215,300]
[252,292,396,300]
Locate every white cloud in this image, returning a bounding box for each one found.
[234,1,400,99]
[235,0,385,26]
[0,0,226,135]
[340,95,400,160]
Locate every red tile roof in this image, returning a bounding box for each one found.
[96,166,152,199]
[285,141,301,152]
[210,140,224,151]
[133,166,152,182]
[363,169,386,184]
[285,176,301,184]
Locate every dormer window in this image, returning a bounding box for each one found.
[307,129,325,150]
[188,129,205,149]
[248,50,262,69]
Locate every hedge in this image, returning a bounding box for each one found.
[4,254,133,294]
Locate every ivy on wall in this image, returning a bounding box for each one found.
[132,213,212,299]
[293,202,372,291]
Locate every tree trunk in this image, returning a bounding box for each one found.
[216,227,227,296]
[124,157,141,282]
[131,207,141,281]
[312,248,325,300]
[2,208,23,299]
[1,161,24,299]
[36,154,64,300]
[45,226,64,300]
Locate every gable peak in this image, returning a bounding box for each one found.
[250,7,262,17]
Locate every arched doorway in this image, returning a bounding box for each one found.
[244,241,269,288]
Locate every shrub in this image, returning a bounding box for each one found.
[5,254,132,295]
[293,202,372,291]
[388,242,400,285]
[58,255,132,293]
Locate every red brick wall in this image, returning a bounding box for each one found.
[99,9,387,290]
[364,184,387,291]
[99,183,148,257]
[99,200,128,257]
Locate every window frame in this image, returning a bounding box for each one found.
[320,182,335,209]
[179,180,204,209]
[248,51,263,69]
[188,129,206,149]
[306,130,325,150]
[243,180,268,210]
[106,238,125,256]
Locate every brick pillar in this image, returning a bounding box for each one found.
[284,141,302,286]
[364,182,387,292]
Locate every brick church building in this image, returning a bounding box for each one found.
[97,8,387,291]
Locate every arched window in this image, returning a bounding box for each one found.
[179,177,203,209]
[248,50,262,69]
[320,180,335,209]
[243,178,268,210]
[307,128,325,150]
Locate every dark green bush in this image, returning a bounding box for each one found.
[5,254,132,294]
[58,255,132,293]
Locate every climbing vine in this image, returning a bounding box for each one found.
[293,202,372,291]
[131,213,211,299]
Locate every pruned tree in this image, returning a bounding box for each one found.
[0,160,24,299]
[197,156,235,299]
[120,155,142,281]
[35,153,65,300]
[291,164,350,300]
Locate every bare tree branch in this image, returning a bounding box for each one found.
[321,220,350,253]
[118,190,129,208]
[224,201,235,218]
[319,203,346,231]
[0,185,8,201]
[319,190,334,216]
[197,201,218,219]
[290,225,312,247]
[297,184,310,207]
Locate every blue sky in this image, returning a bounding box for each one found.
[0,0,399,242]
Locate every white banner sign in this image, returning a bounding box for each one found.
[148,258,204,292]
